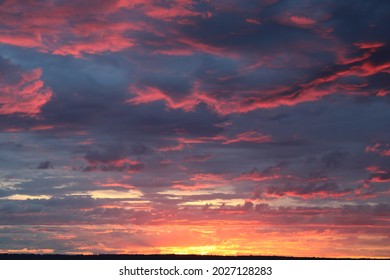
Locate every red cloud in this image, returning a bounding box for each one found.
[0,67,53,116]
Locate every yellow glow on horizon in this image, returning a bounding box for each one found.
[162,245,238,256]
[2,194,52,200]
[86,189,143,199]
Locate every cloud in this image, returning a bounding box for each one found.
[246,18,261,25]
[37,161,53,169]
[236,164,283,182]
[1,0,390,258]
[0,0,209,57]
[183,153,213,162]
[82,146,144,173]
[0,57,53,116]
[321,150,349,169]
[157,130,272,152]
[365,143,390,157]
[2,0,388,116]
[0,0,140,57]
[264,183,354,199]
[289,16,316,26]
[223,130,273,144]
[83,160,144,172]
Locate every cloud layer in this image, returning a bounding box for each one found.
[0,0,389,257]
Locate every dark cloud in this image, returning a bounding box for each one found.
[37,161,53,169]
[183,153,213,162]
[321,150,349,169]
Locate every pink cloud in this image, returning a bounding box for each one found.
[84,156,144,173]
[0,0,212,57]
[246,18,261,25]
[354,42,385,50]
[336,41,384,65]
[223,130,272,144]
[127,58,389,114]
[356,167,390,198]
[142,2,204,21]
[126,43,389,116]
[0,1,139,56]
[0,68,53,116]
[365,143,390,157]
[289,15,316,26]
[177,38,227,57]
[158,142,186,152]
[190,173,226,182]
[238,173,280,182]
[157,131,272,152]
[264,184,354,199]
[51,33,136,58]
[127,85,199,112]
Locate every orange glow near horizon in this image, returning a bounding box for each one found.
[2,222,385,258]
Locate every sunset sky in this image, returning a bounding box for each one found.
[0,0,389,258]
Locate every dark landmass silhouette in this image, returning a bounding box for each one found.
[0,254,384,260]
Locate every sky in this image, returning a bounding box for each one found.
[0,0,389,258]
